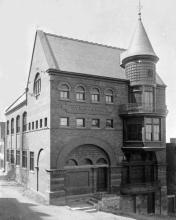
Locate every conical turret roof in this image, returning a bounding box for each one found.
[121,18,158,66]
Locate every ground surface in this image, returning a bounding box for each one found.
[0,171,175,220]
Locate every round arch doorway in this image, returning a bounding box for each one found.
[64,144,110,196]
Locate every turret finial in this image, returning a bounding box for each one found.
[138,0,142,20]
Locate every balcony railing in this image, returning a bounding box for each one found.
[119,103,167,115]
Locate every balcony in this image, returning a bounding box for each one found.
[119,103,167,116]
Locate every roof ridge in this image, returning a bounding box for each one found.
[40,30,126,51]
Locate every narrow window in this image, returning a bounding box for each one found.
[11,150,14,164]
[7,149,10,162]
[33,73,41,96]
[76,86,85,101]
[60,84,70,99]
[91,119,100,128]
[30,152,34,171]
[40,119,42,128]
[60,117,69,127]
[22,112,27,132]
[36,120,38,129]
[105,89,113,103]
[76,118,85,128]
[106,119,113,128]
[16,116,20,133]
[44,118,47,127]
[7,121,9,135]
[28,123,31,131]
[11,118,14,134]
[22,151,27,168]
[32,122,34,130]
[16,150,20,165]
[91,88,100,102]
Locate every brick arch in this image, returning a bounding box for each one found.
[56,136,117,168]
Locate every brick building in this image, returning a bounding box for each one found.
[5,15,167,214]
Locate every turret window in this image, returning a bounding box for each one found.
[145,118,161,141]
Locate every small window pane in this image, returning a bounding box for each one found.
[92,119,100,128]
[60,117,69,126]
[76,118,85,128]
[106,119,113,128]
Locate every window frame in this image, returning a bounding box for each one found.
[60,117,69,127]
[76,118,85,128]
[106,119,114,129]
[16,115,20,133]
[11,118,14,134]
[22,151,27,168]
[76,86,85,101]
[59,83,70,100]
[145,118,161,141]
[22,112,27,132]
[30,151,34,171]
[91,88,100,103]
[16,150,20,165]
[91,119,100,128]
[105,89,114,104]
[33,73,41,97]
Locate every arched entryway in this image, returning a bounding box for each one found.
[64,144,110,196]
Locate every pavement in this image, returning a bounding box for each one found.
[0,171,135,220]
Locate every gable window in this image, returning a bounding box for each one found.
[22,112,27,132]
[76,86,85,101]
[91,88,100,102]
[7,121,9,135]
[16,116,20,133]
[60,117,69,127]
[76,118,85,128]
[33,73,41,96]
[105,89,114,103]
[30,152,34,171]
[60,84,70,99]
[91,119,100,128]
[11,118,14,134]
[106,119,113,128]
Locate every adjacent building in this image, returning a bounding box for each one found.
[5,14,167,214]
[0,122,5,170]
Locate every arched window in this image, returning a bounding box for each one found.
[33,73,41,96]
[66,159,78,166]
[60,84,70,99]
[80,158,93,165]
[76,86,85,101]
[91,88,100,102]
[96,158,108,165]
[7,120,9,135]
[105,89,113,103]
[16,115,20,133]
[11,118,14,134]
[22,112,27,132]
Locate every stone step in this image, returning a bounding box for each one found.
[69,204,97,213]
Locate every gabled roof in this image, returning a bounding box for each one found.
[121,18,158,64]
[38,30,126,80]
